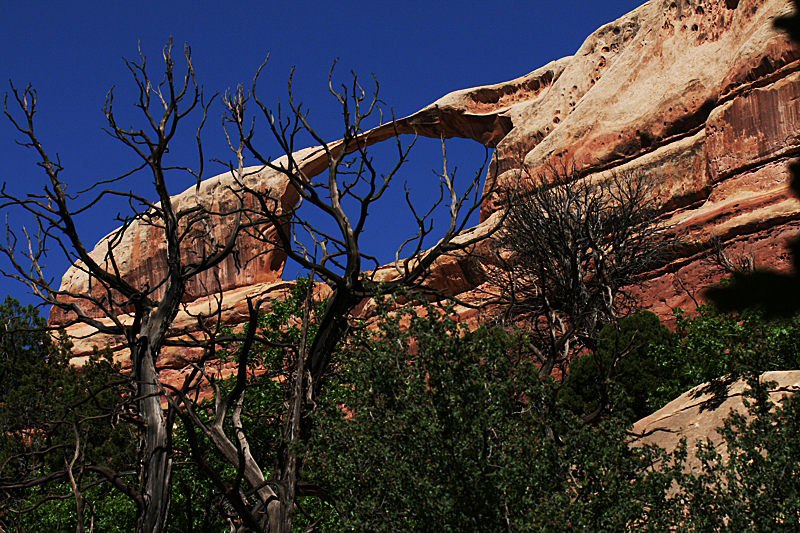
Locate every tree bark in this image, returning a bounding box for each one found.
[134,322,173,533]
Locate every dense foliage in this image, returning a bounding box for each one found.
[309,301,547,531]
[0,299,136,532]
[654,306,800,403]
[2,292,799,531]
[307,298,684,532]
[0,296,53,399]
[558,311,676,421]
[559,306,800,422]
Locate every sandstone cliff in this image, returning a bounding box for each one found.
[54,0,800,381]
[459,0,800,317]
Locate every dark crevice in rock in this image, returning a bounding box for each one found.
[720,56,800,102]
[661,185,714,213]
[664,97,717,139]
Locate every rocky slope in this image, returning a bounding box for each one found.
[54,0,800,384]
[631,370,800,472]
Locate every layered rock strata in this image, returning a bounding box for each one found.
[54,0,800,385]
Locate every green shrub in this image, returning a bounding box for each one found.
[559,311,676,421]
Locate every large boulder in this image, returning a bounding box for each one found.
[631,370,800,472]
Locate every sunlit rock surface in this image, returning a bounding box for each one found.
[52,0,800,390]
[631,371,800,472]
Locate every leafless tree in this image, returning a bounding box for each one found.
[707,236,756,276]
[489,163,673,380]
[0,40,499,532]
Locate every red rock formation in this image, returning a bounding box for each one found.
[50,160,304,324]
[482,0,800,207]
[455,0,800,316]
[52,0,800,390]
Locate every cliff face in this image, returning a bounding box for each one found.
[54,0,800,373]
[436,0,800,318]
[48,160,302,325]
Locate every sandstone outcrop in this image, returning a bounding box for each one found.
[469,0,800,315]
[631,370,800,472]
[49,158,304,325]
[53,0,800,384]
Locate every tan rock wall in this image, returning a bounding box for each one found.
[631,371,800,472]
[50,162,302,324]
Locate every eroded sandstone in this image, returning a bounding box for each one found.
[52,0,800,399]
[631,370,800,472]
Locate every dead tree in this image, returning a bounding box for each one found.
[490,163,673,380]
[0,41,498,532]
[168,62,497,533]
[707,236,756,276]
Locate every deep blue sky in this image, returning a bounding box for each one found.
[0,0,644,308]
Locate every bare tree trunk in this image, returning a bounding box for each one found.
[277,281,313,532]
[66,424,87,533]
[134,317,173,533]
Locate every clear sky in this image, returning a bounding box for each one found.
[0,0,645,308]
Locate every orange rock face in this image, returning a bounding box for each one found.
[50,162,302,324]
[455,0,800,317]
[52,0,800,393]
